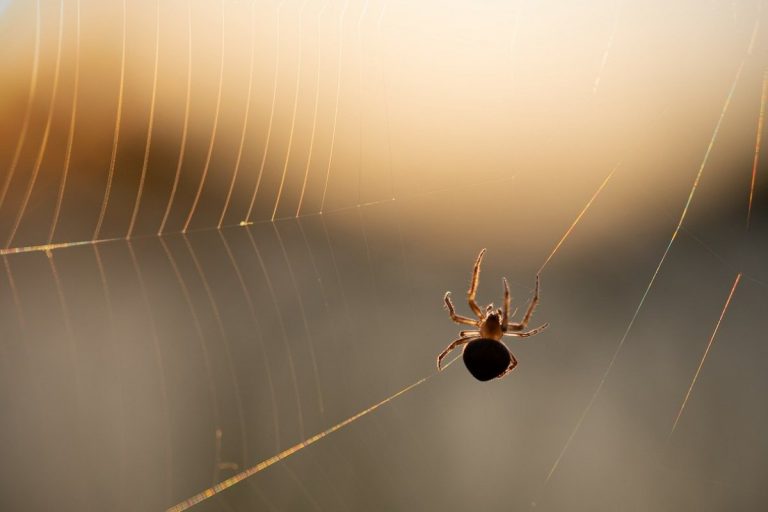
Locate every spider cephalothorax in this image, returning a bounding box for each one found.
[437,249,548,381]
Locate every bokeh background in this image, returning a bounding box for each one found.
[1,0,767,510]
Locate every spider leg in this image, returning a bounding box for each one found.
[437,336,477,370]
[501,277,511,328]
[460,330,480,337]
[507,274,541,331]
[497,352,518,378]
[444,292,478,326]
[467,248,486,318]
[503,323,549,338]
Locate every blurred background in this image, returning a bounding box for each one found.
[1,0,767,510]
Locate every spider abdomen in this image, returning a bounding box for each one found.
[462,338,512,381]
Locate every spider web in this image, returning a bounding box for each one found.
[1,1,768,511]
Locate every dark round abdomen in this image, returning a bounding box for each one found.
[462,338,511,381]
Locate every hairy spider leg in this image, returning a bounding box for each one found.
[467,248,486,318]
[437,336,479,370]
[507,274,541,331]
[504,323,549,338]
[502,277,511,326]
[498,352,519,378]
[444,292,478,326]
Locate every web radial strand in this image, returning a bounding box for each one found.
[356,0,370,205]
[245,228,306,438]
[376,1,396,200]
[296,2,330,217]
[182,235,248,470]
[319,214,354,330]
[219,1,257,229]
[297,218,340,347]
[2,256,26,334]
[6,0,65,249]
[127,241,173,501]
[217,230,281,449]
[183,0,226,233]
[48,0,81,244]
[272,1,310,221]
[246,2,284,223]
[159,0,193,235]
[159,237,222,485]
[0,0,41,212]
[94,0,128,240]
[127,0,161,239]
[125,0,160,238]
[92,244,128,504]
[272,223,325,412]
[319,0,351,213]
[357,206,384,331]
[46,251,88,506]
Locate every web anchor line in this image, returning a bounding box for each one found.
[0,176,517,258]
[531,54,747,508]
[165,356,460,512]
[669,273,742,439]
[747,69,767,230]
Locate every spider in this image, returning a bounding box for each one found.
[437,248,548,381]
